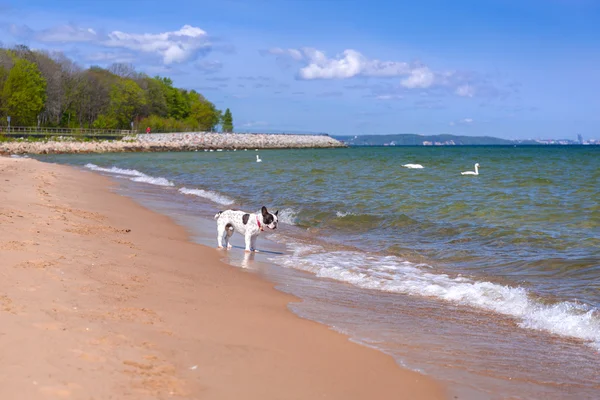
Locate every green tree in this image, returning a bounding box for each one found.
[0,66,8,113]
[0,44,230,132]
[188,90,220,131]
[221,108,233,132]
[167,87,190,120]
[144,77,169,117]
[91,114,118,129]
[73,67,116,127]
[108,78,146,129]
[1,57,46,125]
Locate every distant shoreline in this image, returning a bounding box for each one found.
[333,133,598,146]
[342,143,599,147]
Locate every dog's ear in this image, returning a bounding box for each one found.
[261,206,268,216]
[274,210,279,216]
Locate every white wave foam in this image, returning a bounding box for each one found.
[336,210,356,218]
[85,163,145,177]
[179,187,234,206]
[272,247,600,349]
[85,163,173,187]
[277,208,298,225]
[131,176,174,187]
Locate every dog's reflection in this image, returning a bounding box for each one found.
[240,250,255,269]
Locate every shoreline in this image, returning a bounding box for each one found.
[0,132,345,155]
[0,156,446,399]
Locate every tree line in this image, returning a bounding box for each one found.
[0,45,234,132]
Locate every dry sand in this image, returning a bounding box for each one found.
[0,156,446,400]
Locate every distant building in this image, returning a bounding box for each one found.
[577,134,583,144]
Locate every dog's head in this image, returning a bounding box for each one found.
[261,206,279,230]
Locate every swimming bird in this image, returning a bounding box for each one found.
[256,154,262,163]
[461,163,480,175]
[402,163,424,169]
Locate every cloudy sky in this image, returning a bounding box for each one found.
[1,0,598,139]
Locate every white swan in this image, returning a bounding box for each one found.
[402,163,424,169]
[256,154,262,163]
[461,163,479,175]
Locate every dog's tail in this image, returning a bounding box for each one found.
[214,211,223,220]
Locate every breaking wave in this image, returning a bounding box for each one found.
[178,187,235,206]
[271,243,600,350]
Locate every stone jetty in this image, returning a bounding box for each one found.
[0,132,345,155]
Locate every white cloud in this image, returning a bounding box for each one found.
[299,49,364,79]
[450,118,474,126]
[6,23,211,65]
[37,25,98,42]
[266,47,444,90]
[242,121,269,127]
[456,84,476,97]
[265,46,502,98]
[374,94,403,100]
[268,48,304,61]
[400,66,435,88]
[86,51,136,63]
[280,48,412,80]
[105,25,209,64]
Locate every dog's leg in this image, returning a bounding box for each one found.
[223,228,234,249]
[222,229,230,249]
[217,225,225,249]
[225,225,233,249]
[250,235,260,252]
[244,232,253,252]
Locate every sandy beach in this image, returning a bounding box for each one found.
[0,156,445,400]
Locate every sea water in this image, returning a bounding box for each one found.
[41,145,600,399]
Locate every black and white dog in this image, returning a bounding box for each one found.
[214,206,278,252]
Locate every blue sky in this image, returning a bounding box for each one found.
[1,0,598,139]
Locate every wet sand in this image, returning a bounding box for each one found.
[0,156,446,399]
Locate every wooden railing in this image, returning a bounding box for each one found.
[0,126,132,137]
[0,126,332,138]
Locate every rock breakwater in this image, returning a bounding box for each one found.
[1,132,344,155]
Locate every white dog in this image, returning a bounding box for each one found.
[214,206,278,252]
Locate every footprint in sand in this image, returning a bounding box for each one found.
[0,240,38,251]
[69,349,106,363]
[64,224,130,236]
[123,358,187,396]
[15,259,56,269]
[32,322,63,331]
[1,295,17,313]
[38,383,81,398]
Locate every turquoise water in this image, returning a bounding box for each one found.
[40,145,600,398]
